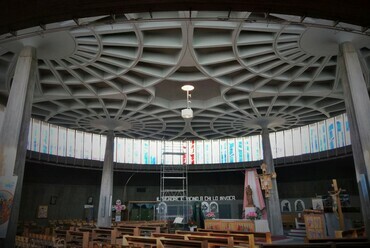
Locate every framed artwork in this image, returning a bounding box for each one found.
[281,200,291,212]
[295,199,305,212]
[312,198,324,210]
[37,205,48,218]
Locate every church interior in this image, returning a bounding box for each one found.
[1,1,370,247]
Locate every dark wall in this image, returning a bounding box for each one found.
[20,155,358,222]
[276,156,358,198]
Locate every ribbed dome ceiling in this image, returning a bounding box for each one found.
[0,11,369,140]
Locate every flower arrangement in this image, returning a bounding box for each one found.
[188,220,197,227]
[246,211,258,220]
[244,207,265,220]
[205,211,216,219]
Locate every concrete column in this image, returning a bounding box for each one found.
[339,42,370,239]
[0,47,37,247]
[261,127,284,236]
[97,130,115,227]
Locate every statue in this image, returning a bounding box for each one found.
[114,199,125,222]
[261,163,267,174]
[246,185,254,207]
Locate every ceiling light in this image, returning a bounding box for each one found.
[181,85,194,91]
[181,85,194,119]
[181,108,193,119]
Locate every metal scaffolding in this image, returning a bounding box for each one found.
[158,142,189,224]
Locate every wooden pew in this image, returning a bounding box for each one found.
[185,235,234,248]
[66,230,89,248]
[196,229,225,234]
[15,235,29,248]
[176,230,210,236]
[261,243,370,248]
[156,232,255,248]
[118,223,167,236]
[116,226,140,238]
[26,233,65,248]
[54,229,68,240]
[208,233,255,247]
[260,244,333,248]
[76,226,95,245]
[197,228,271,244]
[230,230,271,244]
[139,226,166,236]
[122,234,209,248]
[152,233,187,240]
[335,227,366,238]
[122,235,159,247]
[177,229,255,247]
[158,238,208,248]
[91,227,118,245]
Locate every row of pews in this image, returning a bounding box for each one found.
[120,229,369,248]
[120,228,272,248]
[15,233,65,248]
[61,222,168,247]
[16,220,369,248]
[16,220,168,248]
[16,223,269,248]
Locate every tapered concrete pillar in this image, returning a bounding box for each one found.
[0,47,37,247]
[97,130,115,227]
[339,42,370,239]
[261,127,284,236]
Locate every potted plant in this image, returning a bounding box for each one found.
[188,220,197,231]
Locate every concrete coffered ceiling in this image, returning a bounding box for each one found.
[0,10,370,140]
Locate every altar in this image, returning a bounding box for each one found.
[204,219,270,232]
[203,169,271,233]
[205,219,254,232]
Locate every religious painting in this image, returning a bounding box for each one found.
[209,202,219,214]
[37,205,48,219]
[294,199,305,212]
[281,199,291,212]
[312,198,324,210]
[201,201,209,213]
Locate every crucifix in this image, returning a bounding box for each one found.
[328,179,345,230]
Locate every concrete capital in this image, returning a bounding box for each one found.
[19,46,37,58]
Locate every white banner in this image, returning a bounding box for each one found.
[156,195,236,202]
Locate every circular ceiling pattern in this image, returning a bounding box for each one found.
[0,11,369,140]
